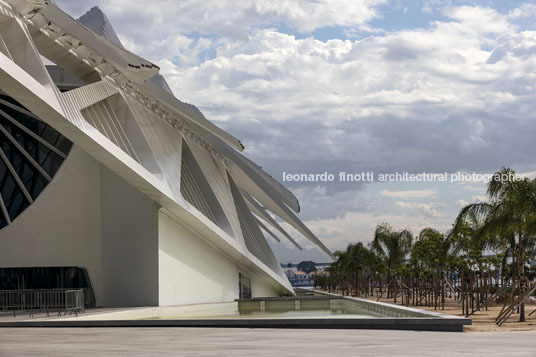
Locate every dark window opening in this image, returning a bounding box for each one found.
[0,267,96,308]
[239,273,252,300]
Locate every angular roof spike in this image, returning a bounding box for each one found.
[243,191,303,251]
[256,217,281,242]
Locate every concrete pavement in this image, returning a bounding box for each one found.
[0,328,535,356]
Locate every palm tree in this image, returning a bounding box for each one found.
[371,223,413,298]
[328,242,380,296]
[329,250,350,294]
[415,228,454,309]
[348,242,382,297]
[451,209,488,262]
[454,167,536,321]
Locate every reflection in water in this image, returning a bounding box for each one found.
[140,296,433,320]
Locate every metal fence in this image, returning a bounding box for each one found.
[0,289,85,317]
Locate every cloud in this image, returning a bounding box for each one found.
[279,208,452,254]
[462,185,485,192]
[456,199,468,208]
[444,6,514,35]
[57,0,386,48]
[291,185,371,220]
[165,19,536,177]
[396,201,442,218]
[472,195,488,202]
[380,188,437,198]
[508,3,536,20]
[422,0,450,14]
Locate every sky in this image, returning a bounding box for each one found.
[56,0,536,263]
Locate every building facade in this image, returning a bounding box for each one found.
[0,0,333,307]
[283,264,330,287]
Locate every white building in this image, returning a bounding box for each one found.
[0,0,333,307]
[284,268,327,287]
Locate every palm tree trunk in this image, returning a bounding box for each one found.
[519,232,525,322]
[387,260,391,299]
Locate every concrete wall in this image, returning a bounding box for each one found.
[158,211,282,305]
[158,211,240,306]
[0,146,104,302]
[251,278,279,298]
[0,146,160,307]
[100,166,159,307]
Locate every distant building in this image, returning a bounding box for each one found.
[284,269,328,287]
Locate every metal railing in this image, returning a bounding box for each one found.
[0,289,85,317]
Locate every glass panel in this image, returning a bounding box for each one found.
[0,203,6,229]
[0,158,29,220]
[0,96,48,141]
[0,94,72,226]
[0,131,47,199]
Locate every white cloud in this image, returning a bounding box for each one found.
[291,185,374,220]
[60,0,386,48]
[444,6,514,35]
[507,3,536,20]
[421,0,454,14]
[396,201,442,218]
[462,185,485,192]
[163,16,536,169]
[289,209,452,253]
[456,199,468,208]
[520,170,536,179]
[380,189,437,199]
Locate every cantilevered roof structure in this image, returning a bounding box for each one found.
[0,0,333,306]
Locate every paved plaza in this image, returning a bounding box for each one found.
[0,328,535,356]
